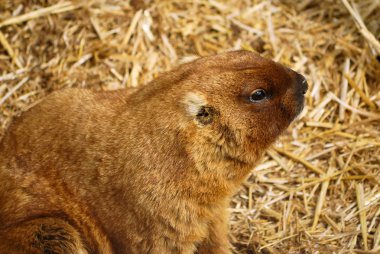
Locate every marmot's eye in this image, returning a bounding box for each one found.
[249,89,267,102]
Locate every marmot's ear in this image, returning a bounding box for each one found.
[183,92,216,125]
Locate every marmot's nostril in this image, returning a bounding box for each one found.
[296,74,308,94]
[301,79,308,94]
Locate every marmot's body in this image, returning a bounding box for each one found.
[0,50,307,254]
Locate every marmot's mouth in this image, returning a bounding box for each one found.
[295,96,305,117]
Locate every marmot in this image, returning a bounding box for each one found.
[0,50,308,254]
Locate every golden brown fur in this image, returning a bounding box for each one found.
[0,50,307,254]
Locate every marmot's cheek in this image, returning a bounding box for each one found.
[280,89,305,122]
[278,101,294,122]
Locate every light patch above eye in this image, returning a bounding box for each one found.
[183,92,208,116]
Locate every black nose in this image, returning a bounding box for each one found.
[296,74,308,95]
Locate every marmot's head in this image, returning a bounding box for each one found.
[179,50,308,165]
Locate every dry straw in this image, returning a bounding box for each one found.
[0,0,379,253]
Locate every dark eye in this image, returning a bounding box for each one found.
[249,89,267,102]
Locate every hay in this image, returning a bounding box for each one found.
[0,0,379,253]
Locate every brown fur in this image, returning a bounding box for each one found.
[0,50,307,254]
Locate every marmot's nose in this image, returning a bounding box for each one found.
[296,73,308,95]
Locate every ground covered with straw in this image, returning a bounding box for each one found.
[0,0,379,253]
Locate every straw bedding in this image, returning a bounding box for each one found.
[0,0,379,253]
